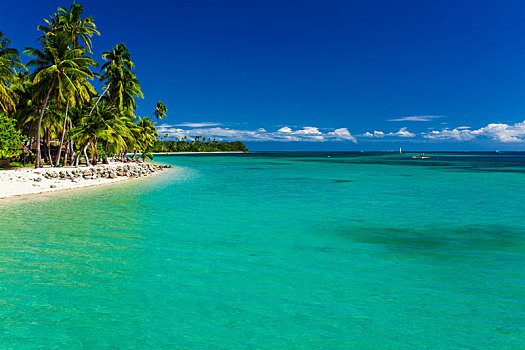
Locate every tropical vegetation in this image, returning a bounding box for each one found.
[152,136,248,153]
[0,3,247,168]
[0,113,24,165]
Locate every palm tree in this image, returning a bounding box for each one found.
[71,102,132,166]
[101,43,134,72]
[11,71,37,164]
[118,68,143,115]
[55,73,96,166]
[0,31,25,113]
[33,4,99,167]
[56,4,100,52]
[25,32,96,168]
[153,100,167,119]
[38,4,100,53]
[100,43,143,115]
[136,117,158,159]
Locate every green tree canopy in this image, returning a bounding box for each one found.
[0,113,23,160]
[0,31,25,113]
[38,3,100,53]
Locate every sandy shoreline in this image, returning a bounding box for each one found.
[0,161,173,200]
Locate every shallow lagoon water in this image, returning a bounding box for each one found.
[1,152,524,348]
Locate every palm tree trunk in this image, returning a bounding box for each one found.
[103,141,110,164]
[63,141,70,166]
[69,118,75,166]
[92,138,98,165]
[55,100,70,167]
[82,142,91,167]
[20,140,29,166]
[35,77,55,168]
[74,150,80,167]
[110,95,119,109]
[89,83,111,116]
[27,138,33,164]
[46,136,52,165]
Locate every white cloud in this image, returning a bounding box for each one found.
[327,128,357,142]
[277,127,292,133]
[388,127,416,138]
[158,120,525,145]
[173,122,222,128]
[423,121,525,143]
[362,130,385,138]
[388,115,444,122]
[293,127,322,135]
[156,127,187,139]
[471,122,525,143]
[423,128,475,141]
[157,124,357,143]
[361,128,413,138]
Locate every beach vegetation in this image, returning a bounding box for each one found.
[25,31,97,167]
[0,31,25,113]
[152,136,248,153]
[0,3,246,169]
[0,113,24,165]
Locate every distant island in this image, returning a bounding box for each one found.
[0,3,246,169]
[152,136,248,153]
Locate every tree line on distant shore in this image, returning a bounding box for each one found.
[0,3,247,168]
[152,136,248,153]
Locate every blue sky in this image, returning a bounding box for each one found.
[2,0,525,150]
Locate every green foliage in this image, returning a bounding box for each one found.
[101,43,142,116]
[139,152,153,161]
[153,101,167,119]
[0,161,34,169]
[0,31,25,113]
[0,113,24,159]
[96,142,107,160]
[0,4,246,168]
[151,136,248,153]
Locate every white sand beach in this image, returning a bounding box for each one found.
[0,161,172,199]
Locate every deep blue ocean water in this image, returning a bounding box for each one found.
[0,152,524,348]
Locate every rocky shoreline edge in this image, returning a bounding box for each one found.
[0,162,175,200]
[36,163,173,184]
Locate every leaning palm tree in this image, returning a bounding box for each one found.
[25,32,96,168]
[101,43,134,73]
[100,43,143,115]
[136,116,158,160]
[115,68,143,115]
[121,115,141,159]
[0,31,25,113]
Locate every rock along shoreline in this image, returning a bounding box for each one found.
[0,162,174,200]
[40,163,172,181]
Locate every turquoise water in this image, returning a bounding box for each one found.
[1,152,524,348]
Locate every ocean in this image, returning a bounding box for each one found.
[1,152,524,348]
